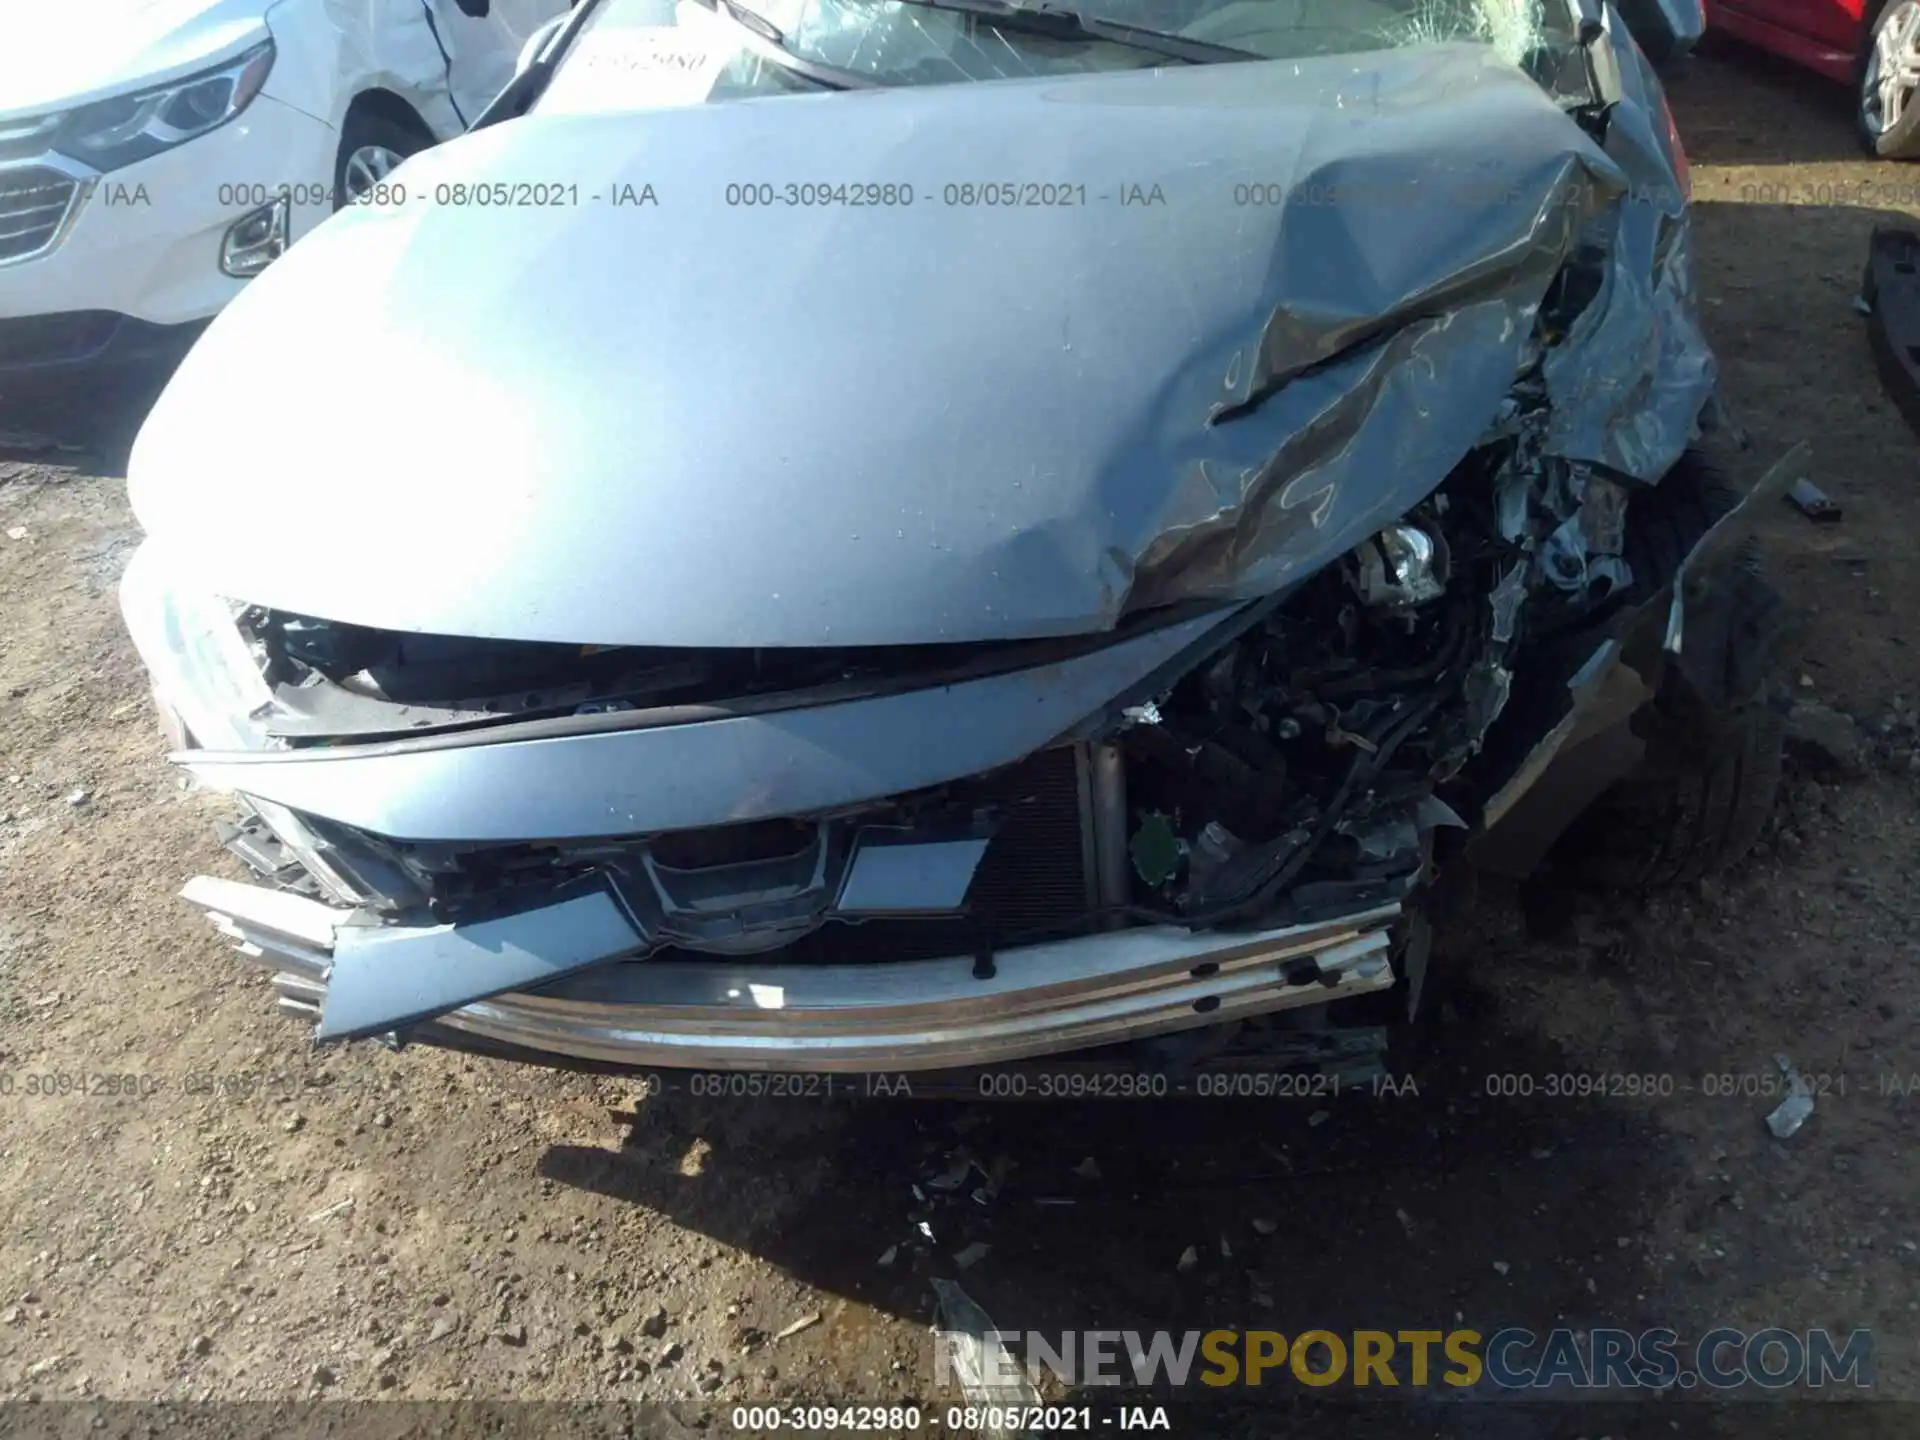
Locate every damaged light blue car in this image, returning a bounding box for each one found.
[119,0,1791,1083]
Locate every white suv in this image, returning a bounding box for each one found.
[0,0,564,380]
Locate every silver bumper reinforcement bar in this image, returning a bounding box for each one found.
[182,874,1401,1072]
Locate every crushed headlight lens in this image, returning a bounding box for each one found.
[118,542,277,752]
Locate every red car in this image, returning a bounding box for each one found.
[1705,0,1920,155]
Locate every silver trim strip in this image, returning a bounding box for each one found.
[184,876,1401,1072]
[0,153,96,267]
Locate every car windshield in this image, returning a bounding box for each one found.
[532,0,1584,113]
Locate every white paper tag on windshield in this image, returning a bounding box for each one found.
[538,20,735,113]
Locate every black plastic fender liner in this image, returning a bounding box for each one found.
[1863,226,1920,440]
[1468,443,1804,880]
[1613,0,1703,66]
[1661,443,1807,715]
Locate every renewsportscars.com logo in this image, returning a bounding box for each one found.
[933,1327,1873,1393]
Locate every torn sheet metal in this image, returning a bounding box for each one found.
[1538,29,1713,481]
[130,25,1713,650]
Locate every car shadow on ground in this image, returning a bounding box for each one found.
[1678,44,1869,167]
[533,866,1904,1436]
[535,894,1689,1399]
[0,357,183,479]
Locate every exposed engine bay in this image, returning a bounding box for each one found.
[1118,382,1652,933]
[117,3,1799,1080]
[225,348,1654,944]
[155,404,1795,1087]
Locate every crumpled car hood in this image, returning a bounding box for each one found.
[129,37,1710,649]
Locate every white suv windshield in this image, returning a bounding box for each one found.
[533,0,1582,113]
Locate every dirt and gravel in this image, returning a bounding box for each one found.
[2,46,1920,1439]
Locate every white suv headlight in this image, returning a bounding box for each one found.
[52,40,275,172]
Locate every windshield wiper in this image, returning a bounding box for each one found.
[890,0,1260,64]
[471,0,612,129]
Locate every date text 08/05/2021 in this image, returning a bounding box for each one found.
[728,1405,1165,1432]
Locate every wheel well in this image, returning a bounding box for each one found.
[341,89,436,146]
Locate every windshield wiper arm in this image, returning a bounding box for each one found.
[471,0,613,129]
[890,0,1260,64]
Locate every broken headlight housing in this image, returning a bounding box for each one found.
[118,542,276,752]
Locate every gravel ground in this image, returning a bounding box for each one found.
[2,46,1919,1439]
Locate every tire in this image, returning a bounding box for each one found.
[1859,0,1920,159]
[333,108,433,211]
[1552,450,1787,890]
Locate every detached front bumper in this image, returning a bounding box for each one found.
[185,873,1397,1072]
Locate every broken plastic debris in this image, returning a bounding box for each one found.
[953,1242,991,1270]
[1176,1245,1199,1272]
[931,1279,1041,1435]
[1192,820,1241,873]
[1416,794,1468,830]
[1765,1054,1815,1139]
[1121,700,1163,727]
[306,1197,354,1223]
[926,1150,980,1192]
[1488,561,1528,644]
[1786,477,1841,524]
[878,1245,899,1267]
[774,1313,822,1341]
[1580,475,1628,555]
[971,1153,1013,1205]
